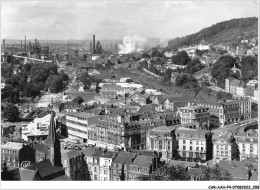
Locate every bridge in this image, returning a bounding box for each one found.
[13,55,52,63]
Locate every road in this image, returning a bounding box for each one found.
[212,118,258,136]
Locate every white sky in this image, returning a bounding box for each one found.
[0,0,258,40]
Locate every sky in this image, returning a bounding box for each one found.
[0,0,258,41]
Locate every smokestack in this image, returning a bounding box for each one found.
[90,42,92,54]
[24,36,27,51]
[35,38,37,45]
[93,35,95,54]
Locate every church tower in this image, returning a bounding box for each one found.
[46,111,62,167]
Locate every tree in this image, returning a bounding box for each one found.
[216,91,233,101]
[95,41,103,54]
[3,103,20,122]
[136,164,190,181]
[185,58,204,74]
[241,56,258,82]
[45,75,63,93]
[203,165,232,181]
[172,51,190,65]
[79,72,95,88]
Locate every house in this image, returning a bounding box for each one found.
[99,150,118,181]
[59,102,80,113]
[91,150,104,181]
[213,133,238,164]
[61,149,85,180]
[125,90,150,105]
[177,104,210,128]
[111,151,135,181]
[173,123,213,161]
[234,128,258,161]
[164,98,188,112]
[1,142,36,169]
[24,159,68,180]
[146,125,177,160]
[80,147,98,180]
[128,154,157,180]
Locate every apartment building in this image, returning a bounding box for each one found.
[99,151,118,181]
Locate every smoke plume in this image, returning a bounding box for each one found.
[119,34,146,54]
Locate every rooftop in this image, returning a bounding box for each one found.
[112,151,134,164]
[1,142,24,150]
[61,149,82,160]
[131,155,154,168]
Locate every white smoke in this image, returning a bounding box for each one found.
[118,34,146,54]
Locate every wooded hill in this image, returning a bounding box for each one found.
[168,17,258,50]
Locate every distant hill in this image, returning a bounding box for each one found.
[168,17,258,50]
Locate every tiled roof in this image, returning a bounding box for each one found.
[81,147,98,157]
[92,150,105,158]
[11,168,37,181]
[131,155,154,168]
[112,151,134,164]
[100,150,117,158]
[61,150,82,159]
[1,142,24,150]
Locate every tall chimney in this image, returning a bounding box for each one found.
[93,35,95,54]
[35,38,37,45]
[24,36,27,51]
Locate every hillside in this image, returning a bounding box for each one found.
[168,17,258,50]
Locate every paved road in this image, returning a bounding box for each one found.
[212,118,258,136]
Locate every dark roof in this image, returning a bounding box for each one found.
[130,150,155,157]
[100,150,117,158]
[92,150,105,158]
[112,152,134,164]
[37,111,50,118]
[32,143,49,153]
[26,159,64,178]
[81,147,97,157]
[131,155,154,168]
[11,168,37,181]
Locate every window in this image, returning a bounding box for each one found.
[196,141,199,145]
[217,151,220,156]
[183,140,186,144]
[190,146,192,151]
[167,141,171,150]
[12,156,15,162]
[225,151,228,156]
[242,144,245,148]
[138,168,141,172]
[2,155,5,160]
[104,160,109,167]
[189,152,193,157]
[159,140,162,150]
[113,170,117,176]
[151,139,154,149]
[225,146,228,150]
[13,151,16,155]
[182,151,186,157]
[124,165,127,170]
[2,149,5,154]
[221,151,224,156]
[119,171,121,176]
[64,159,67,165]
[94,175,98,180]
[7,156,10,161]
[183,146,186,150]
[104,169,108,175]
[94,167,97,172]
[94,159,98,164]
[196,147,199,151]
[201,147,203,151]
[250,144,253,149]
[8,150,11,154]
[217,145,219,149]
